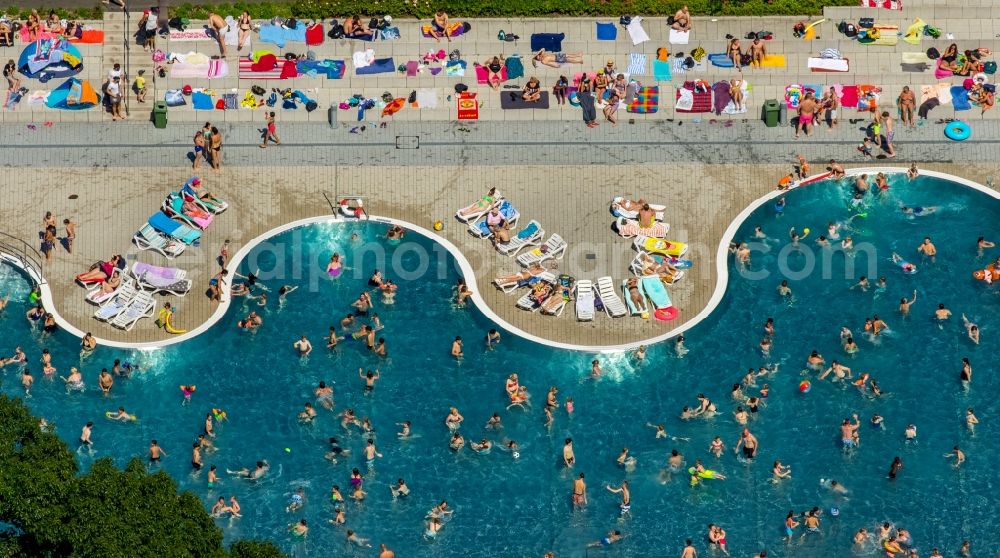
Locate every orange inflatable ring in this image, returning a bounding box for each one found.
[654,307,678,321]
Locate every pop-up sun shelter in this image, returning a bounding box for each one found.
[18,38,83,82]
[45,77,100,110]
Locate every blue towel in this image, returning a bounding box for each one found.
[191,91,213,110]
[164,89,186,106]
[951,86,971,111]
[148,211,181,236]
[356,57,395,75]
[708,53,734,68]
[530,33,565,52]
[596,22,617,40]
[258,23,307,48]
[505,56,524,79]
[652,60,672,81]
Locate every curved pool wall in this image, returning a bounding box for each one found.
[6,168,998,353]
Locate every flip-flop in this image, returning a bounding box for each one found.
[26,124,36,130]
[723,120,734,127]
[43,121,54,127]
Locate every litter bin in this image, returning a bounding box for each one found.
[328,103,337,127]
[152,101,168,129]
[762,99,780,128]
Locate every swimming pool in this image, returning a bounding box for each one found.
[2,170,999,557]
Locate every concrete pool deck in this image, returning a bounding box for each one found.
[4,155,1000,350]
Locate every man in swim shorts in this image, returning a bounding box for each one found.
[840,414,860,447]
[796,93,818,138]
[572,473,587,507]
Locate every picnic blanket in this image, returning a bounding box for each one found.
[627,85,659,113]
[785,84,805,109]
[627,53,648,76]
[839,85,859,108]
[222,92,237,109]
[168,29,211,41]
[920,83,952,105]
[356,57,395,75]
[951,86,972,110]
[191,91,213,110]
[652,60,672,81]
[901,62,930,72]
[475,64,507,84]
[627,17,650,46]
[19,28,57,42]
[352,49,375,68]
[505,56,524,79]
[457,92,478,119]
[808,57,849,72]
[903,18,924,45]
[669,29,690,45]
[673,56,706,74]
[296,59,346,79]
[530,33,564,52]
[596,22,617,40]
[259,23,306,48]
[164,89,186,106]
[421,22,468,38]
[238,58,282,79]
[501,91,550,109]
[170,62,210,78]
[676,81,711,113]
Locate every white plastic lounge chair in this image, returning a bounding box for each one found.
[575,280,595,321]
[468,200,520,239]
[132,223,187,258]
[111,292,157,331]
[163,193,214,230]
[455,190,503,223]
[515,272,556,311]
[615,216,669,239]
[517,234,567,267]
[495,220,544,256]
[610,197,665,221]
[621,278,649,316]
[596,276,628,318]
[629,252,686,285]
[493,264,547,294]
[541,276,573,317]
[93,283,138,322]
[85,273,128,305]
[181,179,228,214]
[132,262,193,296]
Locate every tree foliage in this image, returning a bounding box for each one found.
[0,395,286,558]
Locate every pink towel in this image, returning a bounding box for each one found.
[207,59,229,79]
[475,64,507,85]
[934,60,954,79]
[619,219,667,238]
[406,61,418,76]
[839,85,859,108]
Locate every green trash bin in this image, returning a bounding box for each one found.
[153,101,168,129]
[762,99,780,128]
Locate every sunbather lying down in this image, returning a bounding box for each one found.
[494,263,546,285]
[76,255,123,284]
[457,187,498,217]
[611,197,648,216]
[638,254,683,284]
[533,49,583,68]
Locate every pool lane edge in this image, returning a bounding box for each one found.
[7,168,994,353]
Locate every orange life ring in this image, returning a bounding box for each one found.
[973,264,1000,281]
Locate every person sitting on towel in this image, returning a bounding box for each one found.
[484,56,505,91]
[749,38,767,68]
[728,38,743,68]
[344,16,374,40]
[430,10,451,42]
[970,83,995,115]
[939,44,961,74]
[672,5,692,31]
[522,77,542,102]
[532,49,583,68]
[730,79,745,112]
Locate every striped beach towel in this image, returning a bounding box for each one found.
[618,218,667,237]
[207,59,229,79]
[627,53,648,76]
[238,58,283,79]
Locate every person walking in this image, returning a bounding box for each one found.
[260,112,281,148]
[578,77,598,128]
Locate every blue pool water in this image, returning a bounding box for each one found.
[2,172,1000,557]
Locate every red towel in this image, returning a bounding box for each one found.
[280,59,298,79]
[215,99,225,109]
[305,23,324,46]
[839,85,859,108]
[250,53,277,72]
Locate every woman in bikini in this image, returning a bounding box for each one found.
[593,70,609,100]
[729,79,744,112]
[237,11,252,51]
[728,38,743,69]
[27,10,41,41]
[484,56,504,90]
[457,187,498,218]
[939,43,960,73]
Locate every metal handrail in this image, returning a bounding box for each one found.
[0,231,44,284]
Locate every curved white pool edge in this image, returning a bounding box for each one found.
[7,168,995,352]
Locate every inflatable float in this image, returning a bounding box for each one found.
[635,235,688,258]
[155,307,187,334]
[339,197,367,219]
[973,264,1000,282]
[891,253,918,274]
[944,120,971,141]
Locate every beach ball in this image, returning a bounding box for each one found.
[641,312,649,319]
[831,507,840,516]
[803,227,811,235]
[799,380,811,393]
[433,220,444,231]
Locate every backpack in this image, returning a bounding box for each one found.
[683,56,694,69]
[449,49,460,61]
[619,15,632,26]
[251,85,265,95]
[926,47,940,60]
[985,61,997,74]
[843,23,857,38]
[924,25,941,38]
[328,21,344,39]
[691,47,706,62]
[285,18,298,29]
[859,17,874,28]
[740,53,752,66]
[745,32,756,40]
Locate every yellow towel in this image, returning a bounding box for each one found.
[802,19,825,41]
[903,18,925,45]
[870,25,899,46]
[759,54,787,68]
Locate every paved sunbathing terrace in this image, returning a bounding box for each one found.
[3,115,1000,350]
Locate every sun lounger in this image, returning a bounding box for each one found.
[610,198,665,221]
[84,273,125,305]
[93,282,138,322]
[517,234,567,267]
[575,279,595,321]
[629,252,687,284]
[132,261,193,296]
[148,211,202,245]
[541,275,574,316]
[163,193,214,230]
[455,190,503,223]
[495,220,543,256]
[596,276,627,318]
[469,200,520,238]
[111,291,157,330]
[181,179,228,214]
[621,278,649,316]
[493,264,547,293]
[615,217,669,238]
[634,235,688,257]
[641,275,678,321]
[515,272,556,311]
[133,223,187,258]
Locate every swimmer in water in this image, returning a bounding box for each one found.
[843,336,858,354]
[945,446,965,466]
[962,314,980,344]
[966,408,979,432]
[605,480,631,515]
[298,403,317,423]
[806,350,825,370]
[917,236,937,262]
[777,280,791,297]
[485,329,501,349]
[675,335,688,356]
[590,359,602,378]
[397,421,411,438]
[292,335,312,357]
[899,290,917,315]
[841,235,853,251]
[851,276,869,292]
[934,303,952,321]
[450,336,463,359]
[901,204,939,216]
[228,460,270,480]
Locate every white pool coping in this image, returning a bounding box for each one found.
[6,168,995,353]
